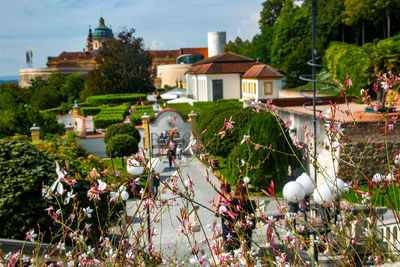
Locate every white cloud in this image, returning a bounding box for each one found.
[150,39,165,50]
[236,11,260,41]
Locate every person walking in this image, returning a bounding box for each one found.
[176,144,182,163]
[214,183,239,252]
[233,181,257,251]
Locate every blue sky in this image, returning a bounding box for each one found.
[0,0,263,77]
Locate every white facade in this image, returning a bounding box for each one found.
[242,78,281,100]
[207,32,226,57]
[186,73,241,102]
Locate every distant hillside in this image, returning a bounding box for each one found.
[0,75,18,85]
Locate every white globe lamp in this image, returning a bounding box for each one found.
[313,184,334,205]
[296,173,315,196]
[283,181,305,204]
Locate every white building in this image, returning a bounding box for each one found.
[185,52,284,102]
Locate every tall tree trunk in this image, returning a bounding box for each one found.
[387,14,391,38]
[342,24,345,42]
[383,18,386,38]
[362,20,365,45]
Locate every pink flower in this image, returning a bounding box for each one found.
[45,206,53,215]
[224,116,235,130]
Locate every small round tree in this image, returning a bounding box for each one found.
[104,123,140,144]
[227,112,300,190]
[106,134,138,167]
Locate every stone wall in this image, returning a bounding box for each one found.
[19,67,91,87]
[338,121,400,183]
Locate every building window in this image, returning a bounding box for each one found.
[264,82,273,95]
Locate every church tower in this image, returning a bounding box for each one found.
[86,17,113,51]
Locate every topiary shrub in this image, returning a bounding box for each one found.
[86,93,146,105]
[81,107,102,116]
[104,123,140,145]
[196,103,242,141]
[227,112,300,191]
[130,105,154,126]
[203,108,256,157]
[105,134,138,167]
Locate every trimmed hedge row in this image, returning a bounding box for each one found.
[81,107,102,116]
[86,93,147,105]
[93,104,129,129]
[166,103,199,118]
[130,105,155,126]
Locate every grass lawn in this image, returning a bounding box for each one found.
[343,185,400,210]
[104,158,126,172]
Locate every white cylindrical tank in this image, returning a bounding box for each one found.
[207,31,226,57]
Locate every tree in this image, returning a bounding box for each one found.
[85,28,154,96]
[259,0,286,28]
[342,0,375,45]
[270,3,312,87]
[106,134,138,167]
[61,73,85,102]
[227,113,299,190]
[104,123,140,144]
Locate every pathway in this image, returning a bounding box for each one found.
[123,155,282,261]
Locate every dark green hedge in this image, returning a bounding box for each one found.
[166,103,199,118]
[130,105,154,126]
[81,107,102,116]
[202,108,256,157]
[86,93,147,105]
[93,104,128,129]
[227,113,300,191]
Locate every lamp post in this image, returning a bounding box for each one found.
[283,181,305,229]
[296,172,315,222]
[127,157,162,242]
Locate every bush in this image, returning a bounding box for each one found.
[203,108,256,157]
[130,105,154,126]
[81,107,102,116]
[105,134,138,160]
[227,112,300,191]
[197,103,242,139]
[86,93,147,105]
[93,104,129,129]
[166,103,197,118]
[104,123,140,145]
[94,115,125,129]
[324,41,374,96]
[0,138,119,244]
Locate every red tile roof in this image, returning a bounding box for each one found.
[148,47,208,59]
[242,64,284,78]
[147,50,180,58]
[186,52,260,75]
[52,51,99,61]
[180,47,208,58]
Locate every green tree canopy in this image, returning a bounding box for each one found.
[106,134,139,167]
[104,123,140,144]
[84,28,154,97]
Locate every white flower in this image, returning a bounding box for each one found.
[65,190,76,204]
[97,179,107,191]
[49,161,66,196]
[243,176,250,184]
[26,229,37,242]
[83,207,93,218]
[241,134,250,144]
